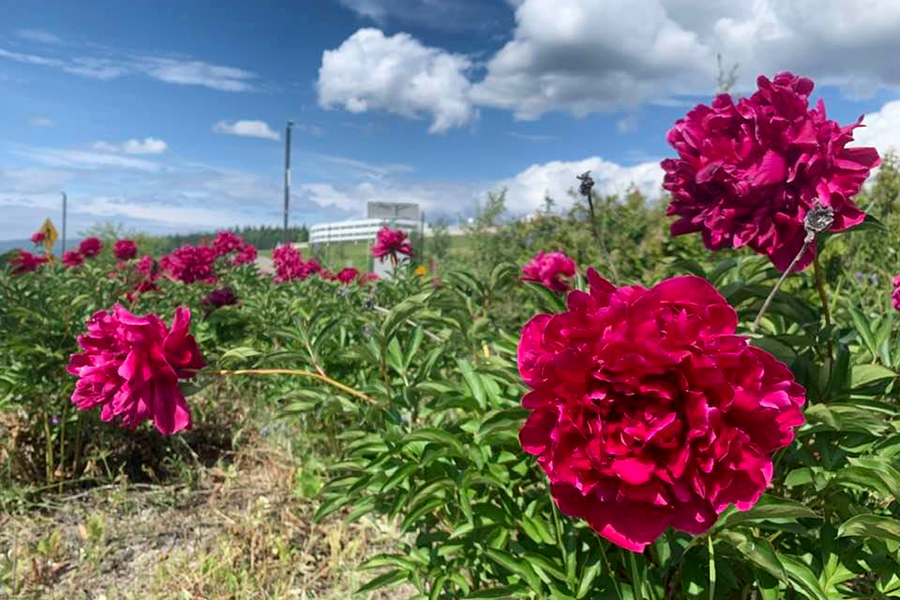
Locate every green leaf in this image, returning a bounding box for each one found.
[485,548,543,591]
[718,531,786,581]
[719,495,821,528]
[458,359,487,410]
[357,569,409,594]
[403,428,467,457]
[465,585,528,599]
[778,554,828,600]
[838,514,900,542]
[852,364,897,388]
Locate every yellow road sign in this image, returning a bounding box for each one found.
[39,218,58,251]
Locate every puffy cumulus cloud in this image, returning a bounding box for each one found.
[212,120,281,140]
[320,1,900,128]
[471,0,716,119]
[852,100,900,156]
[498,157,664,215]
[92,137,167,155]
[317,28,475,133]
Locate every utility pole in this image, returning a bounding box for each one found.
[61,192,67,254]
[283,120,294,246]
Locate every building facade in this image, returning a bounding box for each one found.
[309,218,422,245]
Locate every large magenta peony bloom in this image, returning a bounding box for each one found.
[521,250,577,293]
[233,242,258,265]
[893,276,900,312]
[67,305,205,435]
[371,227,414,262]
[518,269,806,551]
[135,255,158,277]
[336,267,360,284]
[212,231,243,257]
[114,239,138,261]
[79,237,104,258]
[9,250,48,276]
[160,246,217,284]
[63,250,84,268]
[662,72,880,272]
[31,232,46,245]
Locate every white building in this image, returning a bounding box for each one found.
[309,218,423,245]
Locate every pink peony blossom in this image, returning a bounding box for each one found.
[160,246,217,284]
[336,267,360,284]
[79,237,103,258]
[371,227,414,263]
[518,269,806,552]
[63,250,84,268]
[521,251,577,293]
[212,231,244,257]
[359,273,380,284]
[114,239,138,261]
[893,276,900,312]
[67,305,205,435]
[233,242,257,265]
[135,256,158,277]
[8,250,48,276]
[31,232,46,245]
[272,246,321,282]
[662,72,880,272]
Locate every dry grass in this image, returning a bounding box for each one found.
[0,436,414,600]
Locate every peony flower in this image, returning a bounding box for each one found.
[319,269,335,281]
[114,239,138,261]
[233,242,257,265]
[662,72,880,272]
[272,246,321,282]
[518,269,806,552]
[521,251,577,293]
[79,237,103,258]
[336,267,360,284]
[359,273,380,284]
[201,286,238,309]
[8,250,48,276]
[371,227,414,263]
[160,245,217,284]
[893,276,900,312]
[135,255,158,277]
[31,231,46,245]
[212,231,244,257]
[66,305,205,435]
[63,250,84,268]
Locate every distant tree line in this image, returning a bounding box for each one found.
[150,225,309,253]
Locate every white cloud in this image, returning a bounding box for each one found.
[852,100,900,156]
[12,147,161,172]
[212,120,280,140]
[498,157,664,215]
[337,0,511,32]
[616,114,639,134]
[16,29,63,45]
[320,1,900,129]
[92,137,167,155]
[317,28,475,133]
[509,132,557,142]
[0,47,257,91]
[29,116,53,127]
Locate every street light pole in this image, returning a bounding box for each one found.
[61,192,67,255]
[283,120,294,246]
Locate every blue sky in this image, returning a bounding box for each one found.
[2,0,900,240]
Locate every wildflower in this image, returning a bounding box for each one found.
[67,305,205,435]
[79,237,103,258]
[662,72,880,272]
[31,231,46,245]
[371,227,414,264]
[8,250,48,276]
[63,250,84,268]
[114,239,138,261]
[518,269,806,551]
[521,251,577,293]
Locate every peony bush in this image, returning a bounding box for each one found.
[3,72,900,599]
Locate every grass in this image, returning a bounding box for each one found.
[0,400,414,599]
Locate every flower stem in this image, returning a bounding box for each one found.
[813,253,835,364]
[586,193,620,285]
[210,368,376,404]
[751,238,811,332]
[630,552,645,600]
